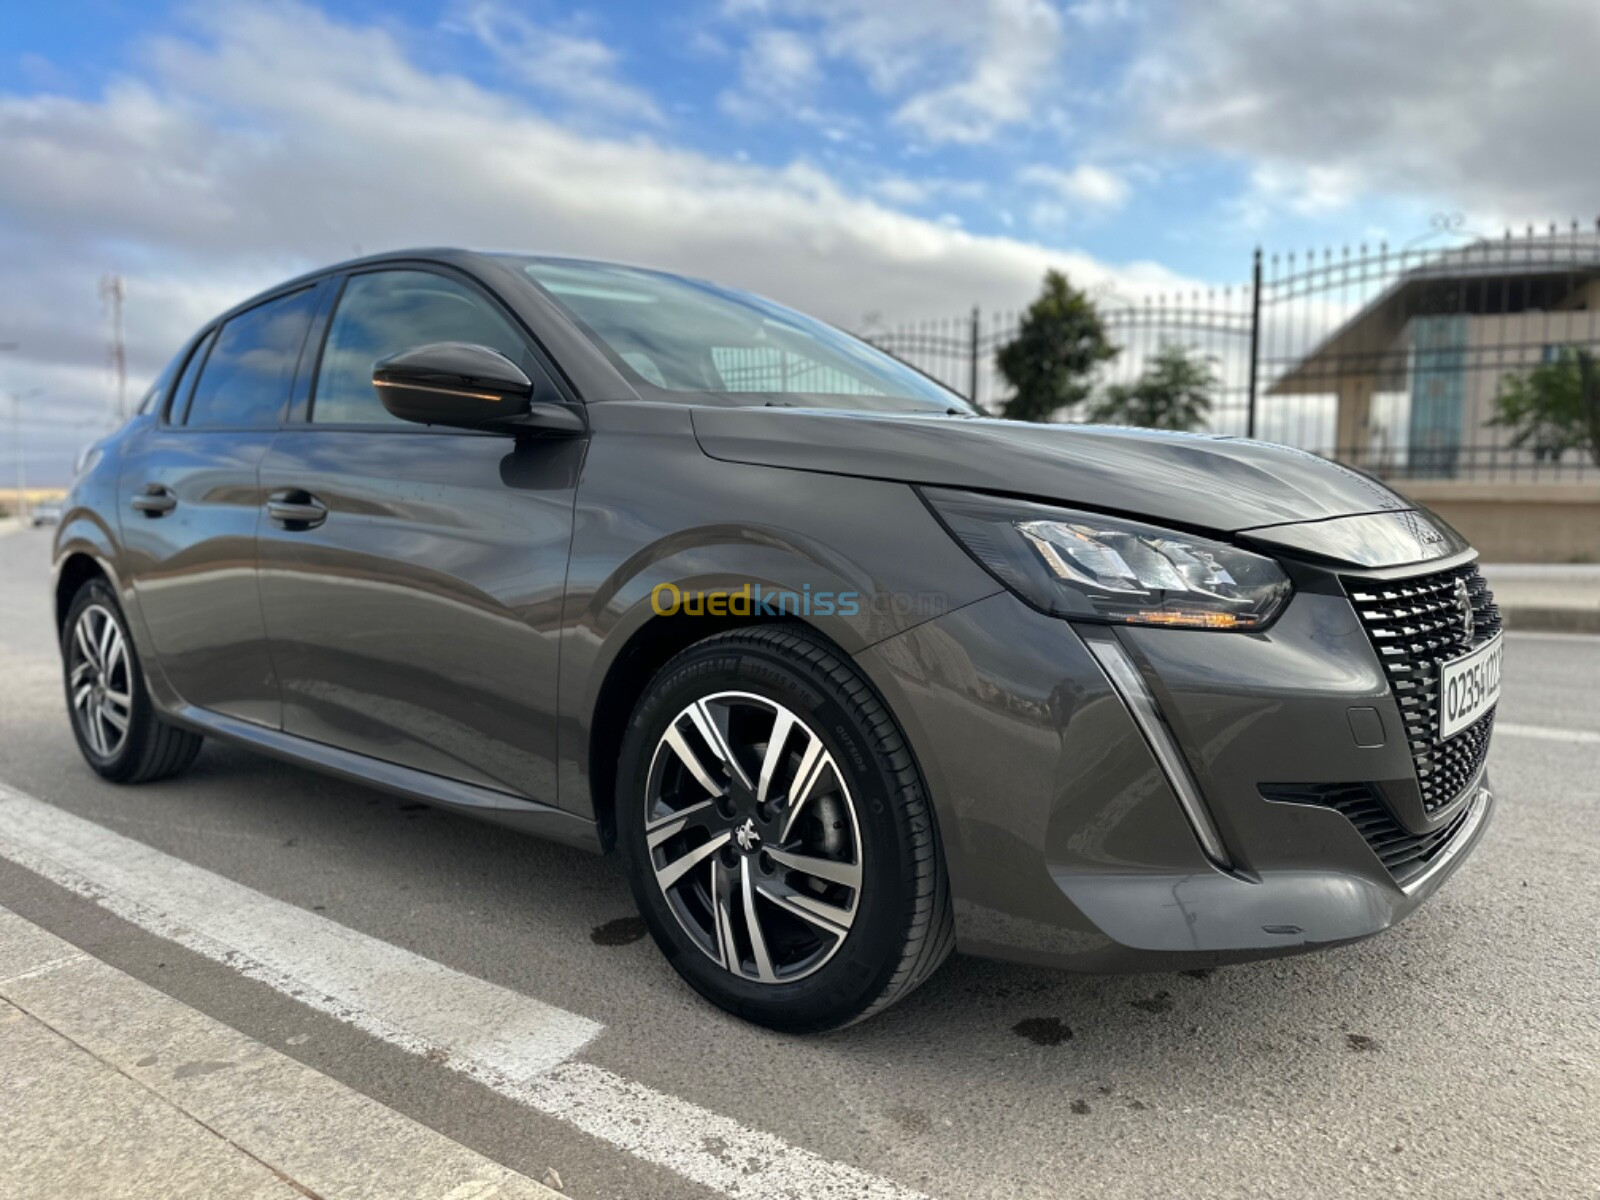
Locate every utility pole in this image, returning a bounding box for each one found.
[100,275,127,422]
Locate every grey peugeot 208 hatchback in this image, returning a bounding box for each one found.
[53,249,1502,1030]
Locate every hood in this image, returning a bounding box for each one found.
[691,407,1410,535]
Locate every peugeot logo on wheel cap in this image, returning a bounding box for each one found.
[733,818,762,853]
[1454,578,1475,642]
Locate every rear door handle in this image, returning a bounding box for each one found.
[266,490,328,529]
[130,484,177,517]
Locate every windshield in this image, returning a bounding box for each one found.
[510,257,973,414]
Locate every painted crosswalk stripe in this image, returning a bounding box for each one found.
[0,783,928,1200]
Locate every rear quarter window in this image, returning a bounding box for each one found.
[184,288,318,428]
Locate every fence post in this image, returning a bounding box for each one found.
[968,306,980,406]
[1246,247,1262,439]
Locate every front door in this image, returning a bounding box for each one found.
[255,267,582,803]
[117,285,322,726]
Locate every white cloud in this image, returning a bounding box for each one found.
[871,176,931,206]
[889,0,1065,143]
[1124,0,1600,223]
[0,2,1196,482]
[1019,163,1129,210]
[869,174,988,207]
[721,0,1067,144]
[1239,163,1360,223]
[720,28,822,121]
[1066,0,1133,28]
[746,29,821,94]
[454,2,664,124]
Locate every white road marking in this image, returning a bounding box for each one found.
[0,786,600,1078]
[0,784,930,1200]
[1498,723,1600,746]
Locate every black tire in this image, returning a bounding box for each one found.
[617,624,954,1031]
[61,577,203,784]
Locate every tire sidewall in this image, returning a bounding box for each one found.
[61,578,152,781]
[618,634,917,1030]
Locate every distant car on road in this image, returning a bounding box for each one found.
[49,250,1502,1030]
[29,499,63,527]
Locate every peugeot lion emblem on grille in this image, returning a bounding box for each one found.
[1454,578,1475,641]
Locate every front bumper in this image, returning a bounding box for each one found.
[856,584,1495,971]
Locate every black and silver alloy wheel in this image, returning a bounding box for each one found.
[68,604,134,759]
[618,625,955,1031]
[645,691,862,984]
[61,578,203,784]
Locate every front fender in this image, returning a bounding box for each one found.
[554,401,1001,818]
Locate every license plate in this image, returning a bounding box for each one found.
[1438,633,1503,740]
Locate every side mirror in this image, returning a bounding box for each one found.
[372,342,584,435]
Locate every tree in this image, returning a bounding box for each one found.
[1487,346,1600,466]
[995,269,1118,422]
[1085,341,1217,432]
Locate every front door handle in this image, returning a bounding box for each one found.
[130,484,177,517]
[266,490,328,529]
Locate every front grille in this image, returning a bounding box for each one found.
[1261,783,1472,885]
[1343,562,1501,813]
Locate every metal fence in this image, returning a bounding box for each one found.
[861,221,1600,483]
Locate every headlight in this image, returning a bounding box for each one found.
[922,487,1291,630]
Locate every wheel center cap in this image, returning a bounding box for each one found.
[733,818,762,854]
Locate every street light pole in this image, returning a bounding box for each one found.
[11,391,20,522]
[0,343,18,521]
[7,386,44,524]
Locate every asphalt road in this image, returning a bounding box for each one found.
[1,524,1597,1199]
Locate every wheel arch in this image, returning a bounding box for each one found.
[586,610,816,852]
[55,551,110,632]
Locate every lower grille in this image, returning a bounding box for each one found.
[1343,562,1501,813]
[1262,783,1473,886]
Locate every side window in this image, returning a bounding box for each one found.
[312,270,527,425]
[168,329,216,422]
[185,288,317,428]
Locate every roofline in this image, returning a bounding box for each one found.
[198,248,639,404]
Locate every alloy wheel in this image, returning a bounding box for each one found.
[68,604,133,759]
[644,690,862,983]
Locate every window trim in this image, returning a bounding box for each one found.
[163,327,218,427]
[293,263,567,433]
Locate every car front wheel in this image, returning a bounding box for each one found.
[617,624,953,1031]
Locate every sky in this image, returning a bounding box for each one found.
[2,0,1596,483]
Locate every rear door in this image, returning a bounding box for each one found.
[255,266,583,802]
[117,285,323,725]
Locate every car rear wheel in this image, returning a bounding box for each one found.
[617,624,954,1031]
[62,578,203,784]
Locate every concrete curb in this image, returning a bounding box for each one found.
[0,906,569,1200]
